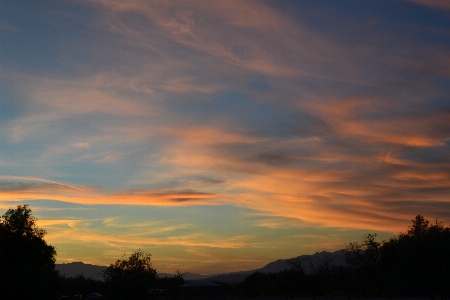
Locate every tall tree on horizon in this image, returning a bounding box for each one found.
[0,204,58,300]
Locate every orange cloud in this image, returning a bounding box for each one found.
[162,126,266,146]
[301,96,450,147]
[1,0,449,262]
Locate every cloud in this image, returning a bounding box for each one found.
[85,0,358,83]
[0,176,86,192]
[38,218,83,229]
[28,77,156,117]
[0,176,225,207]
[45,223,254,250]
[74,142,90,148]
[1,0,449,270]
[301,96,450,148]
[153,119,450,231]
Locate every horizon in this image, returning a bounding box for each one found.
[1,0,449,274]
[55,247,347,278]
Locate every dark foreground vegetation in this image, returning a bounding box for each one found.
[236,215,450,297]
[1,204,449,299]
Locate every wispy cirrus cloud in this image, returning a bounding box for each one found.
[1,0,449,273]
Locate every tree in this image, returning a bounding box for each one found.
[345,233,381,269]
[345,233,382,294]
[379,215,450,295]
[103,249,157,300]
[288,256,305,274]
[407,214,429,238]
[0,204,58,300]
[156,270,185,296]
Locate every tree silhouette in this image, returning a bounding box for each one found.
[0,204,58,300]
[345,233,383,294]
[156,270,185,296]
[380,215,450,295]
[103,249,157,300]
[345,233,380,269]
[407,214,430,237]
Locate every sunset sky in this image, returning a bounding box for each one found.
[1,0,450,275]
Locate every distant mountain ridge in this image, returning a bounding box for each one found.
[56,249,348,284]
[259,249,347,274]
[56,261,106,281]
[196,249,348,284]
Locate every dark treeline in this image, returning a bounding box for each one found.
[58,275,106,297]
[236,215,450,297]
[57,271,185,299]
[235,266,350,297]
[1,204,449,299]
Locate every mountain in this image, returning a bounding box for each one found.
[258,249,347,274]
[56,262,106,281]
[160,270,254,283]
[197,271,254,284]
[195,249,348,284]
[159,272,213,281]
[55,249,348,283]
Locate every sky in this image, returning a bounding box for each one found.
[1,0,450,275]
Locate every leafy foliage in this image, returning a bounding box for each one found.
[0,204,58,300]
